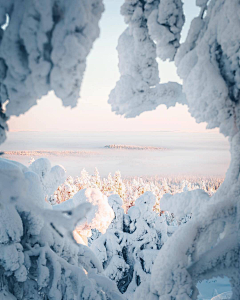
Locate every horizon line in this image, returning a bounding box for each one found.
[8,129,220,134]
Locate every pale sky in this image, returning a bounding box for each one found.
[9,0,218,133]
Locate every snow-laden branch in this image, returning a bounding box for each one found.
[160,189,210,220]
[146,132,240,300]
[109,0,186,118]
[0,0,104,144]
[0,157,123,299]
[150,197,238,300]
[109,76,186,118]
[53,188,115,244]
[176,0,240,137]
[110,0,240,139]
[147,0,185,61]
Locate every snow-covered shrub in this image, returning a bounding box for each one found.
[0,0,104,144]
[90,192,168,299]
[0,158,123,300]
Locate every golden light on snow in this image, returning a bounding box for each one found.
[53,188,115,245]
[74,188,115,244]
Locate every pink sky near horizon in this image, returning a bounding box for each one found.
[8,0,219,135]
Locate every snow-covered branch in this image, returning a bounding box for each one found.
[0,0,104,144]
[147,132,240,299]
[0,158,123,299]
[110,0,240,139]
[176,0,240,137]
[109,0,186,118]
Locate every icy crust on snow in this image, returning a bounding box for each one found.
[146,133,240,300]
[90,192,168,299]
[108,0,186,118]
[0,0,104,144]
[176,0,240,137]
[0,157,123,300]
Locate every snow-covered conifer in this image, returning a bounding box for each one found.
[111,0,240,139]
[0,158,123,300]
[108,0,186,118]
[90,192,168,299]
[175,0,240,137]
[0,0,104,143]
[108,1,240,298]
[29,158,66,201]
[53,188,115,245]
[147,0,185,61]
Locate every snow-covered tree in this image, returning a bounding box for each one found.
[50,167,222,213]
[0,158,123,300]
[110,0,240,139]
[108,1,240,299]
[53,188,115,245]
[0,1,239,299]
[0,0,104,144]
[175,0,240,137]
[108,0,186,118]
[146,132,240,300]
[29,157,66,201]
[90,192,168,299]
[93,168,102,189]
